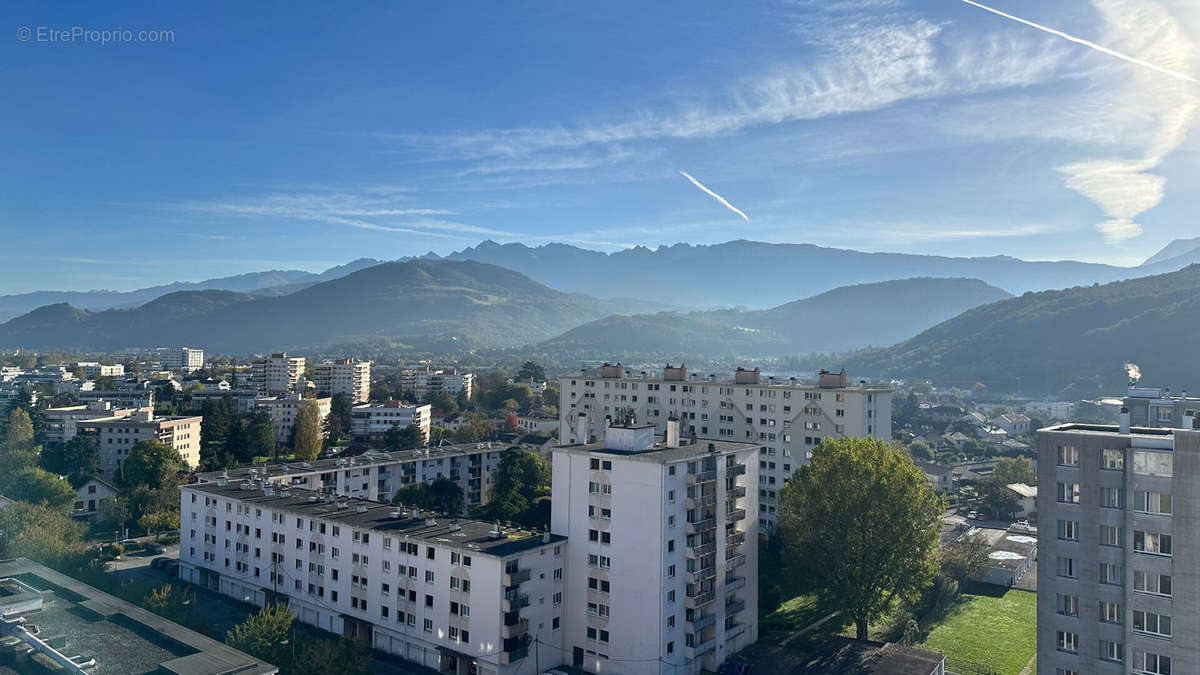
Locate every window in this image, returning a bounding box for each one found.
[1102,448,1124,470]
[1056,594,1078,616]
[423,619,433,633]
[1135,652,1171,675]
[1056,557,1077,579]
[1133,451,1173,477]
[1099,487,1124,509]
[1056,631,1078,653]
[1133,531,1172,556]
[1134,571,1172,596]
[1099,525,1124,547]
[1098,600,1121,624]
[1056,482,1080,504]
[1133,610,1172,638]
[1057,520,1079,541]
[1134,491,1172,515]
[1099,640,1124,663]
[1057,446,1079,466]
[1099,562,1123,586]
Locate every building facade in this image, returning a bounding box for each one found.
[93,410,202,477]
[256,396,333,445]
[351,402,432,443]
[551,422,759,675]
[43,401,138,443]
[559,364,890,529]
[252,353,306,397]
[157,347,206,373]
[314,359,372,403]
[1125,385,1200,429]
[1037,415,1200,675]
[401,367,474,401]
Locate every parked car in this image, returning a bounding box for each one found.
[967,510,978,520]
[977,513,991,521]
[146,543,166,554]
[1013,519,1032,531]
[150,557,170,570]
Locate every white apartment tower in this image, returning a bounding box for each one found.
[351,402,432,443]
[253,353,306,397]
[401,367,474,401]
[158,347,205,373]
[93,409,203,477]
[560,364,890,529]
[551,420,759,675]
[1037,412,1200,675]
[314,359,372,403]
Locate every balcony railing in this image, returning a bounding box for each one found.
[688,541,716,557]
[500,646,529,664]
[687,566,716,584]
[727,464,747,477]
[687,493,717,508]
[725,508,747,523]
[725,623,747,641]
[686,638,716,658]
[503,568,531,586]
[726,531,746,547]
[727,485,746,499]
[726,553,747,570]
[724,576,746,593]
[687,613,717,632]
[501,618,529,639]
[688,470,717,484]
[686,518,716,535]
[685,591,715,609]
[725,599,746,616]
[502,593,530,611]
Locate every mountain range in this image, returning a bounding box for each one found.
[843,264,1200,396]
[539,278,1011,359]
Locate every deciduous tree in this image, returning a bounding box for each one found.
[226,604,293,667]
[4,468,76,511]
[292,399,323,461]
[40,435,99,477]
[4,408,34,452]
[115,440,186,491]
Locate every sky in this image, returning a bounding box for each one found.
[2,0,1198,293]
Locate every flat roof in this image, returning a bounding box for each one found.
[0,558,276,675]
[555,436,757,463]
[972,526,1038,570]
[183,481,562,558]
[1040,422,1179,437]
[194,443,504,483]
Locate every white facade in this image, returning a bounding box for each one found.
[551,425,759,675]
[75,362,125,378]
[402,367,474,401]
[93,409,202,477]
[314,359,372,403]
[252,353,306,397]
[179,482,566,675]
[351,402,432,443]
[43,401,139,443]
[256,396,332,444]
[560,365,890,529]
[158,347,205,373]
[71,476,117,517]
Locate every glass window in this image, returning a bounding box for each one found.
[1102,449,1124,470]
[1133,451,1173,477]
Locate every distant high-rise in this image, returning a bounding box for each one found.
[401,366,473,401]
[313,358,371,403]
[157,347,205,373]
[251,353,305,397]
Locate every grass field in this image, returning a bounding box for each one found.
[917,586,1036,675]
[761,594,825,632]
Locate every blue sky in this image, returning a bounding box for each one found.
[2,0,1197,293]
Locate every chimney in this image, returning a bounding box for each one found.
[576,412,589,445]
[1184,410,1196,430]
[1119,407,1130,434]
[665,417,680,449]
[542,529,551,544]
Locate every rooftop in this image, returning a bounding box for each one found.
[556,434,757,463]
[970,525,1038,571]
[183,481,562,558]
[0,558,276,675]
[194,442,505,484]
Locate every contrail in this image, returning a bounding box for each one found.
[678,171,750,221]
[958,0,1197,83]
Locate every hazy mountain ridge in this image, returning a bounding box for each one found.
[539,277,1012,358]
[842,265,1200,395]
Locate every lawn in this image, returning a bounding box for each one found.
[761,595,825,632]
[917,586,1036,675]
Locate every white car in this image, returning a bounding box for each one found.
[1013,519,1031,531]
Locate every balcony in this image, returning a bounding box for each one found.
[502,593,530,611]
[686,591,715,609]
[727,464,747,477]
[686,518,716,535]
[726,531,746,547]
[727,485,746,499]
[500,646,529,664]
[688,541,716,557]
[502,618,529,639]
[687,613,717,632]
[724,576,746,593]
[687,493,717,508]
[686,638,716,659]
[503,568,531,586]
[725,508,747,523]
[688,470,717,484]
[687,566,716,584]
[725,599,746,616]
[725,623,747,641]
[726,553,746,570]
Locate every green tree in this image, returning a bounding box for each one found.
[292,638,371,675]
[0,502,90,567]
[486,447,550,524]
[517,361,546,382]
[40,434,100,477]
[429,477,465,515]
[138,510,180,539]
[326,393,354,442]
[991,455,1035,486]
[940,535,990,585]
[200,396,237,452]
[778,437,944,640]
[5,408,34,452]
[908,440,934,461]
[384,423,425,452]
[225,604,294,667]
[115,440,186,491]
[292,399,323,461]
[977,477,1021,520]
[4,468,77,511]
[244,411,275,460]
[392,482,433,509]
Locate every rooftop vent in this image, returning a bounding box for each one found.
[355,504,367,513]
[308,495,319,503]
[238,481,249,490]
[389,510,402,519]
[263,487,274,496]
[425,518,437,527]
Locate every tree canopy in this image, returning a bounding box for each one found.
[226,603,294,667]
[4,408,34,452]
[40,434,100,477]
[778,437,945,639]
[383,423,425,452]
[486,447,550,525]
[116,439,186,491]
[292,399,323,461]
[4,468,77,511]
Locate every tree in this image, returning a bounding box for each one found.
[517,361,546,382]
[429,478,465,515]
[40,435,100,477]
[991,455,1035,486]
[0,502,90,567]
[200,396,237,452]
[292,638,371,675]
[486,448,550,524]
[292,400,323,461]
[978,477,1021,520]
[326,393,353,442]
[244,411,275,460]
[225,604,293,667]
[115,440,185,491]
[940,535,990,585]
[4,468,76,511]
[384,423,425,452]
[138,510,180,539]
[778,437,945,640]
[4,408,34,452]
[908,440,933,461]
[392,482,433,509]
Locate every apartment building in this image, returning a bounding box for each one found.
[157,346,206,373]
[252,353,306,396]
[93,409,202,477]
[351,402,432,443]
[78,388,154,409]
[194,442,503,508]
[401,367,474,401]
[178,481,566,675]
[74,362,125,378]
[1124,384,1200,429]
[255,395,332,445]
[551,420,759,675]
[559,364,889,529]
[1037,413,1200,675]
[314,359,372,403]
[43,400,139,443]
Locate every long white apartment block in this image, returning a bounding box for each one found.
[43,400,139,443]
[314,358,372,403]
[1037,410,1200,675]
[157,346,205,373]
[179,481,566,675]
[551,420,759,675]
[194,443,504,509]
[402,367,474,401]
[560,364,889,529]
[351,401,432,443]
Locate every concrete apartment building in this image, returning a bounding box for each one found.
[43,401,139,443]
[559,364,889,529]
[1037,413,1200,675]
[194,442,504,509]
[252,353,305,396]
[314,358,372,403]
[1125,384,1200,429]
[551,420,759,675]
[157,346,205,373]
[78,388,154,409]
[351,401,432,444]
[179,480,565,675]
[402,367,474,401]
[255,395,332,445]
[93,409,202,477]
[74,362,125,378]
